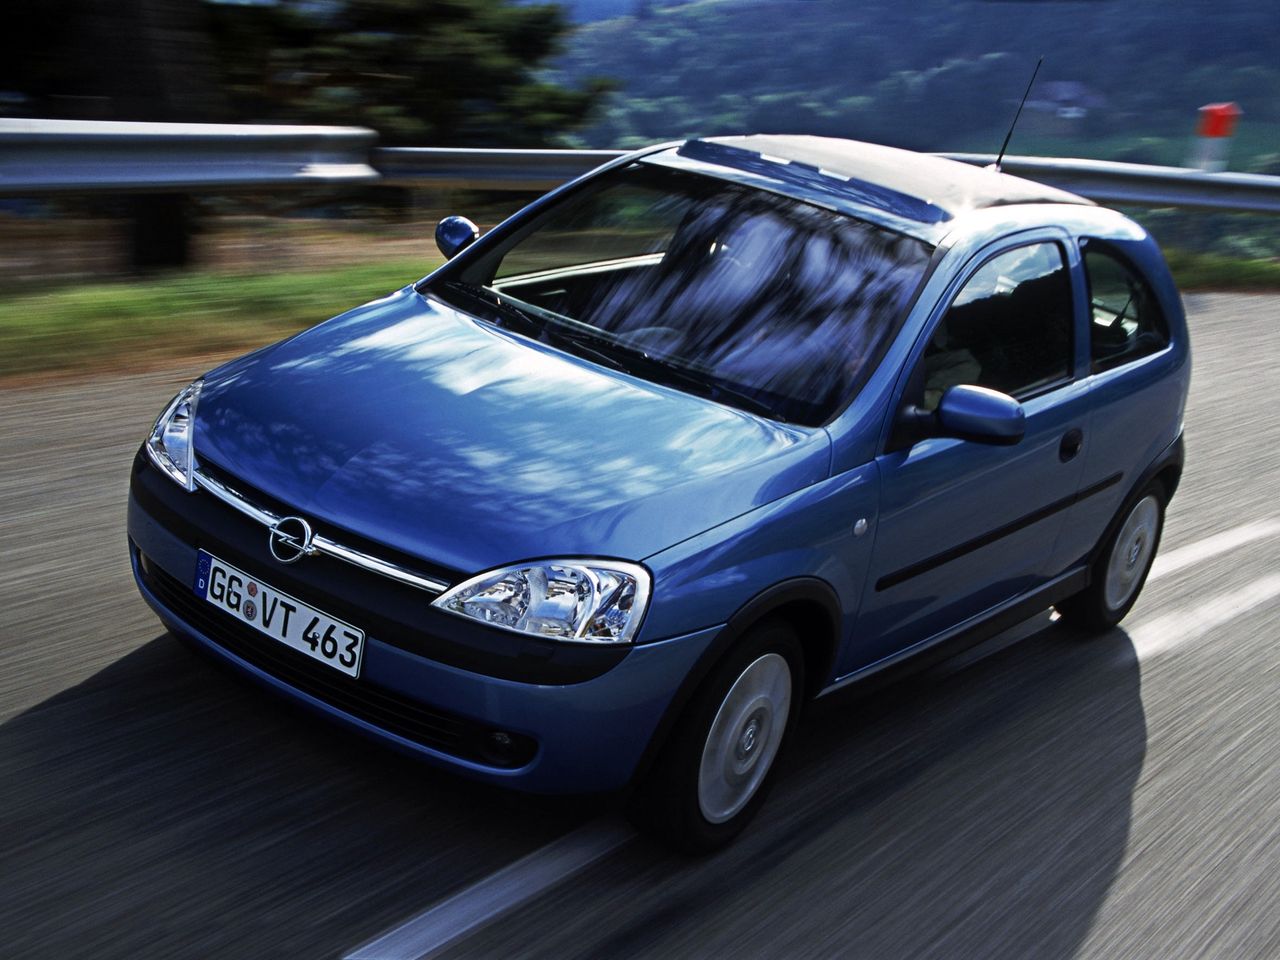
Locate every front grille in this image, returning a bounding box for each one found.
[133,449,631,684]
[196,458,460,589]
[138,551,537,768]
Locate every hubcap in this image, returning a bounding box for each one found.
[1104,495,1160,612]
[698,653,792,825]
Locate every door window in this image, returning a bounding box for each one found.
[919,242,1074,411]
[1082,240,1169,371]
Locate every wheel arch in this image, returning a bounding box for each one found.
[1087,431,1183,569]
[626,576,842,793]
[1152,461,1183,502]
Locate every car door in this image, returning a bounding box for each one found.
[837,236,1091,676]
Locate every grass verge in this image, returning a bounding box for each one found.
[0,249,1276,381]
[0,260,435,380]
[1163,249,1280,292]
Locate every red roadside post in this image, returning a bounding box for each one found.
[1191,102,1242,172]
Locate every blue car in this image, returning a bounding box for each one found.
[129,136,1189,850]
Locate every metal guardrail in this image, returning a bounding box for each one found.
[376,146,1280,215]
[374,146,624,191]
[941,153,1280,216]
[0,118,380,193]
[3,118,1280,215]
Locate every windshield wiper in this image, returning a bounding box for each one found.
[445,283,633,374]
[441,282,785,422]
[442,281,545,337]
[611,346,788,423]
[543,326,633,374]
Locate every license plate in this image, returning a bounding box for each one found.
[194,550,365,677]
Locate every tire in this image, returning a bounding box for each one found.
[628,619,803,854]
[1057,482,1166,632]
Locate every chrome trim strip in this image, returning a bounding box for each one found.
[194,469,277,525]
[315,536,449,595]
[192,469,450,595]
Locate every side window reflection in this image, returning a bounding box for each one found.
[1082,241,1169,371]
[921,242,1073,412]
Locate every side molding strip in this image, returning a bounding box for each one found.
[875,471,1122,591]
[822,565,1089,697]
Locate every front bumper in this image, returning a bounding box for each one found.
[128,464,718,795]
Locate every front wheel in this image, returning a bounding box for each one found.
[629,620,802,853]
[1057,483,1165,632]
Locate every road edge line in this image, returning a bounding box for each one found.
[344,818,635,960]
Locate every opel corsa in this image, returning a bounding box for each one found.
[130,136,1189,850]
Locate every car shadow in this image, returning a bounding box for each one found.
[0,632,596,960]
[780,617,1145,958]
[540,614,1147,960]
[3,615,1148,960]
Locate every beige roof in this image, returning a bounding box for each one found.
[703,134,1091,218]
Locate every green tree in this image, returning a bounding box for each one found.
[207,0,610,146]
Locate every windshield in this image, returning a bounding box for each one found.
[433,163,933,426]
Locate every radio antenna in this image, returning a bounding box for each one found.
[993,55,1043,172]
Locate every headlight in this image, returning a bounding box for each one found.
[432,559,651,644]
[146,380,202,490]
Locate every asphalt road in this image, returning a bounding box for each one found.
[4,293,1280,959]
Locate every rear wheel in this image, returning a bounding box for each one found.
[629,619,802,853]
[1058,483,1165,631]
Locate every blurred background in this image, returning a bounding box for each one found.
[1,0,1278,378]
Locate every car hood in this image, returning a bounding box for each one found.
[193,287,830,574]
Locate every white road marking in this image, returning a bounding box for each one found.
[1131,573,1280,660]
[1148,519,1280,583]
[344,818,634,960]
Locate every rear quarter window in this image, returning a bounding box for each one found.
[1081,239,1170,372]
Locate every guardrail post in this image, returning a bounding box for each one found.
[129,194,192,269]
[1190,102,1242,173]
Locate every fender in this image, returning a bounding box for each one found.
[625,576,841,793]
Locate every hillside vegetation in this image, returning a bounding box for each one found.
[555,0,1280,165]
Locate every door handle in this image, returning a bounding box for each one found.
[1059,428,1084,462]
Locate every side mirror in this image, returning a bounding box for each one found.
[435,215,480,259]
[935,384,1025,446]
